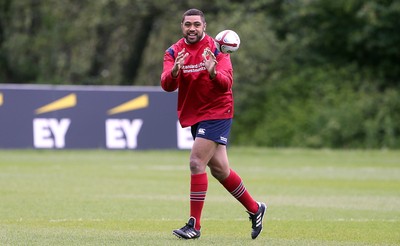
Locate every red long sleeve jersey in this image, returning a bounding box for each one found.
[161,34,234,128]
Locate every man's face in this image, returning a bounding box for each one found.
[181,15,206,44]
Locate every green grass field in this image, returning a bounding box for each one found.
[0,148,399,245]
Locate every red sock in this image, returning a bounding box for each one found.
[190,172,208,230]
[220,169,259,214]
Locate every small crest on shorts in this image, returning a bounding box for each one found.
[220,136,228,143]
[198,128,206,135]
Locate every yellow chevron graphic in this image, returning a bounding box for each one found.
[107,94,149,115]
[0,93,3,106]
[35,93,77,114]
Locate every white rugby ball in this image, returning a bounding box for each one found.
[214,30,240,54]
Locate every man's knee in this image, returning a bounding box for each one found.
[189,156,207,174]
[209,165,230,181]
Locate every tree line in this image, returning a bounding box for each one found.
[0,0,399,148]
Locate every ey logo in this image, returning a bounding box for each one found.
[105,94,148,149]
[33,94,76,148]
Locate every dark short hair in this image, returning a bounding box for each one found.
[181,9,206,23]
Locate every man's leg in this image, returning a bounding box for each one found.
[173,137,217,239]
[208,145,267,239]
[208,145,258,213]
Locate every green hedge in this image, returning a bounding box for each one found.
[232,64,400,149]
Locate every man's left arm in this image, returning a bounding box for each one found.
[212,53,233,91]
[203,49,233,91]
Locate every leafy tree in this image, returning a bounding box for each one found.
[0,0,399,148]
[264,0,400,87]
[237,0,400,148]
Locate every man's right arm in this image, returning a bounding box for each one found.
[161,50,179,92]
